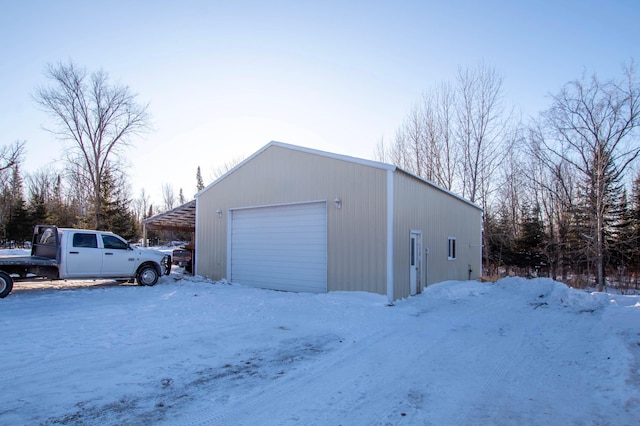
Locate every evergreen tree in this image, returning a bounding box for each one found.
[484,206,517,276]
[609,189,634,286]
[553,203,574,281]
[569,184,596,281]
[561,150,626,287]
[29,191,47,227]
[514,202,547,276]
[47,175,63,226]
[5,165,31,245]
[196,166,205,192]
[99,168,139,240]
[628,173,640,285]
[0,182,10,244]
[144,203,161,245]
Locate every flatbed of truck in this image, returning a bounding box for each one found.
[0,255,58,266]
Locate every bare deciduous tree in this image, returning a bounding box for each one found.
[402,103,425,177]
[34,61,150,229]
[385,63,514,277]
[373,136,388,163]
[132,188,150,222]
[26,166,56,205]
[386,63,510,210]
[536,65,640,290]
[211,155,245,180]
[423,82,458,190]
[161,183,176,212]
[388,127,413,172]
[456,63,510,206]
[524,122,578,281]
[0,141,25,173]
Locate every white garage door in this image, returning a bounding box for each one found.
[230,202,327,293]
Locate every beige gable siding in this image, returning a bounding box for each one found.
[196,144,389,294]
[392,171,482,300]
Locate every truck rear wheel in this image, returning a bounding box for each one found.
[0,271,14,298]
[137,265,159,286]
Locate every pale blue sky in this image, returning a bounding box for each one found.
[1,0,639,205]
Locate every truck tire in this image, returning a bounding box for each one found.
[0,271,14,298]
[136,265,159,286]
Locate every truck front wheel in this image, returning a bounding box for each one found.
[137,265,159,286]
[0,271,14,298]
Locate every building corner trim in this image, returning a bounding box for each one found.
[386,169,394,304]
[193,200,198,276]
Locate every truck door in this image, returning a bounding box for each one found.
[65,232,103,277]
[100,234,137,276]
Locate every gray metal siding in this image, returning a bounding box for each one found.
[196,144,388,294]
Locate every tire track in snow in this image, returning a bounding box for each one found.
[168,291,524,426]
[0,319,261,385]
[474,293,528,395]
[1,319,287,426]
[465,292,528,413]
[450,290,597,424]
[407,287,526,424]
[162,328,397,426]
[185,288,518,426]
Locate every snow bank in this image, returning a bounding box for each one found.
[496,276,612,313]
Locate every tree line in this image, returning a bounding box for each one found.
[3,60,640,291]
[378,62,640,291]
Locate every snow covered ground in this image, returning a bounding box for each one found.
[1,249,639,425]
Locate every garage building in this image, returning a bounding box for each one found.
[195,142,482,302]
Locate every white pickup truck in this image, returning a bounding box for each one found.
[0,225,171,298]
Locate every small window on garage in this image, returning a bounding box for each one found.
[73,233,97,248]
[448,237,456,260]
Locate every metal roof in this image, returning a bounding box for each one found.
[142,200,196,232]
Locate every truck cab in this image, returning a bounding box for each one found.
[54,228,171,281]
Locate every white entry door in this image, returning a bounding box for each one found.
[230,202,327,293]
[410,231,422,295]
